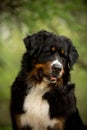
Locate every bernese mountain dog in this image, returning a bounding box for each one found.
[10,30,87,130]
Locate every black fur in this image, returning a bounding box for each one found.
[10,30,87,130]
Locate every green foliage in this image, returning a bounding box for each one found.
[72,65,87,122]
[0,0,87,127]
[0,127,12,130]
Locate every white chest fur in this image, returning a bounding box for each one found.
[20,81,58,130]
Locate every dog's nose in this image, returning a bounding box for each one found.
[52,64,62,72]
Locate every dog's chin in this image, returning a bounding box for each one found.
[43,73,62,84]
[43,77,57,84]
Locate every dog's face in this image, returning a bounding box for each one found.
[23,30,79,84]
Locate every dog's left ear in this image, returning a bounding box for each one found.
[60,36,79,69]
[68,39,79,69]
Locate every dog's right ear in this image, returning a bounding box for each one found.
[23,30,49,57]
[23,35,36,56]
[23,34,43,57]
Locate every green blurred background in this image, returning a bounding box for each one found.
[0,0,87,129]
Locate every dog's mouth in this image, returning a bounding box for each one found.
[50,76,57,82]
[43,68,64,84]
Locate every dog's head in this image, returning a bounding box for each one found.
[23,30,79,84]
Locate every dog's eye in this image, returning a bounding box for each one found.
[60,49,67,58]
[58,48,66,57]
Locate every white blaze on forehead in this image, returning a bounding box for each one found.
[51,59,63,68]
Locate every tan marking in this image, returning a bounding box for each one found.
[53,118,65,130]
[61,49,65,54]
[51,46,56,52]
[35,63,47,69]
[15,114,22,130]
[26,62,51,83]
[60,68,64,76]
[56,78,63,86]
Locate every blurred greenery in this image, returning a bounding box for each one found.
[0,0,87,129]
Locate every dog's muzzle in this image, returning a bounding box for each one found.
[50,59,64,83]
[43,59,64,84]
